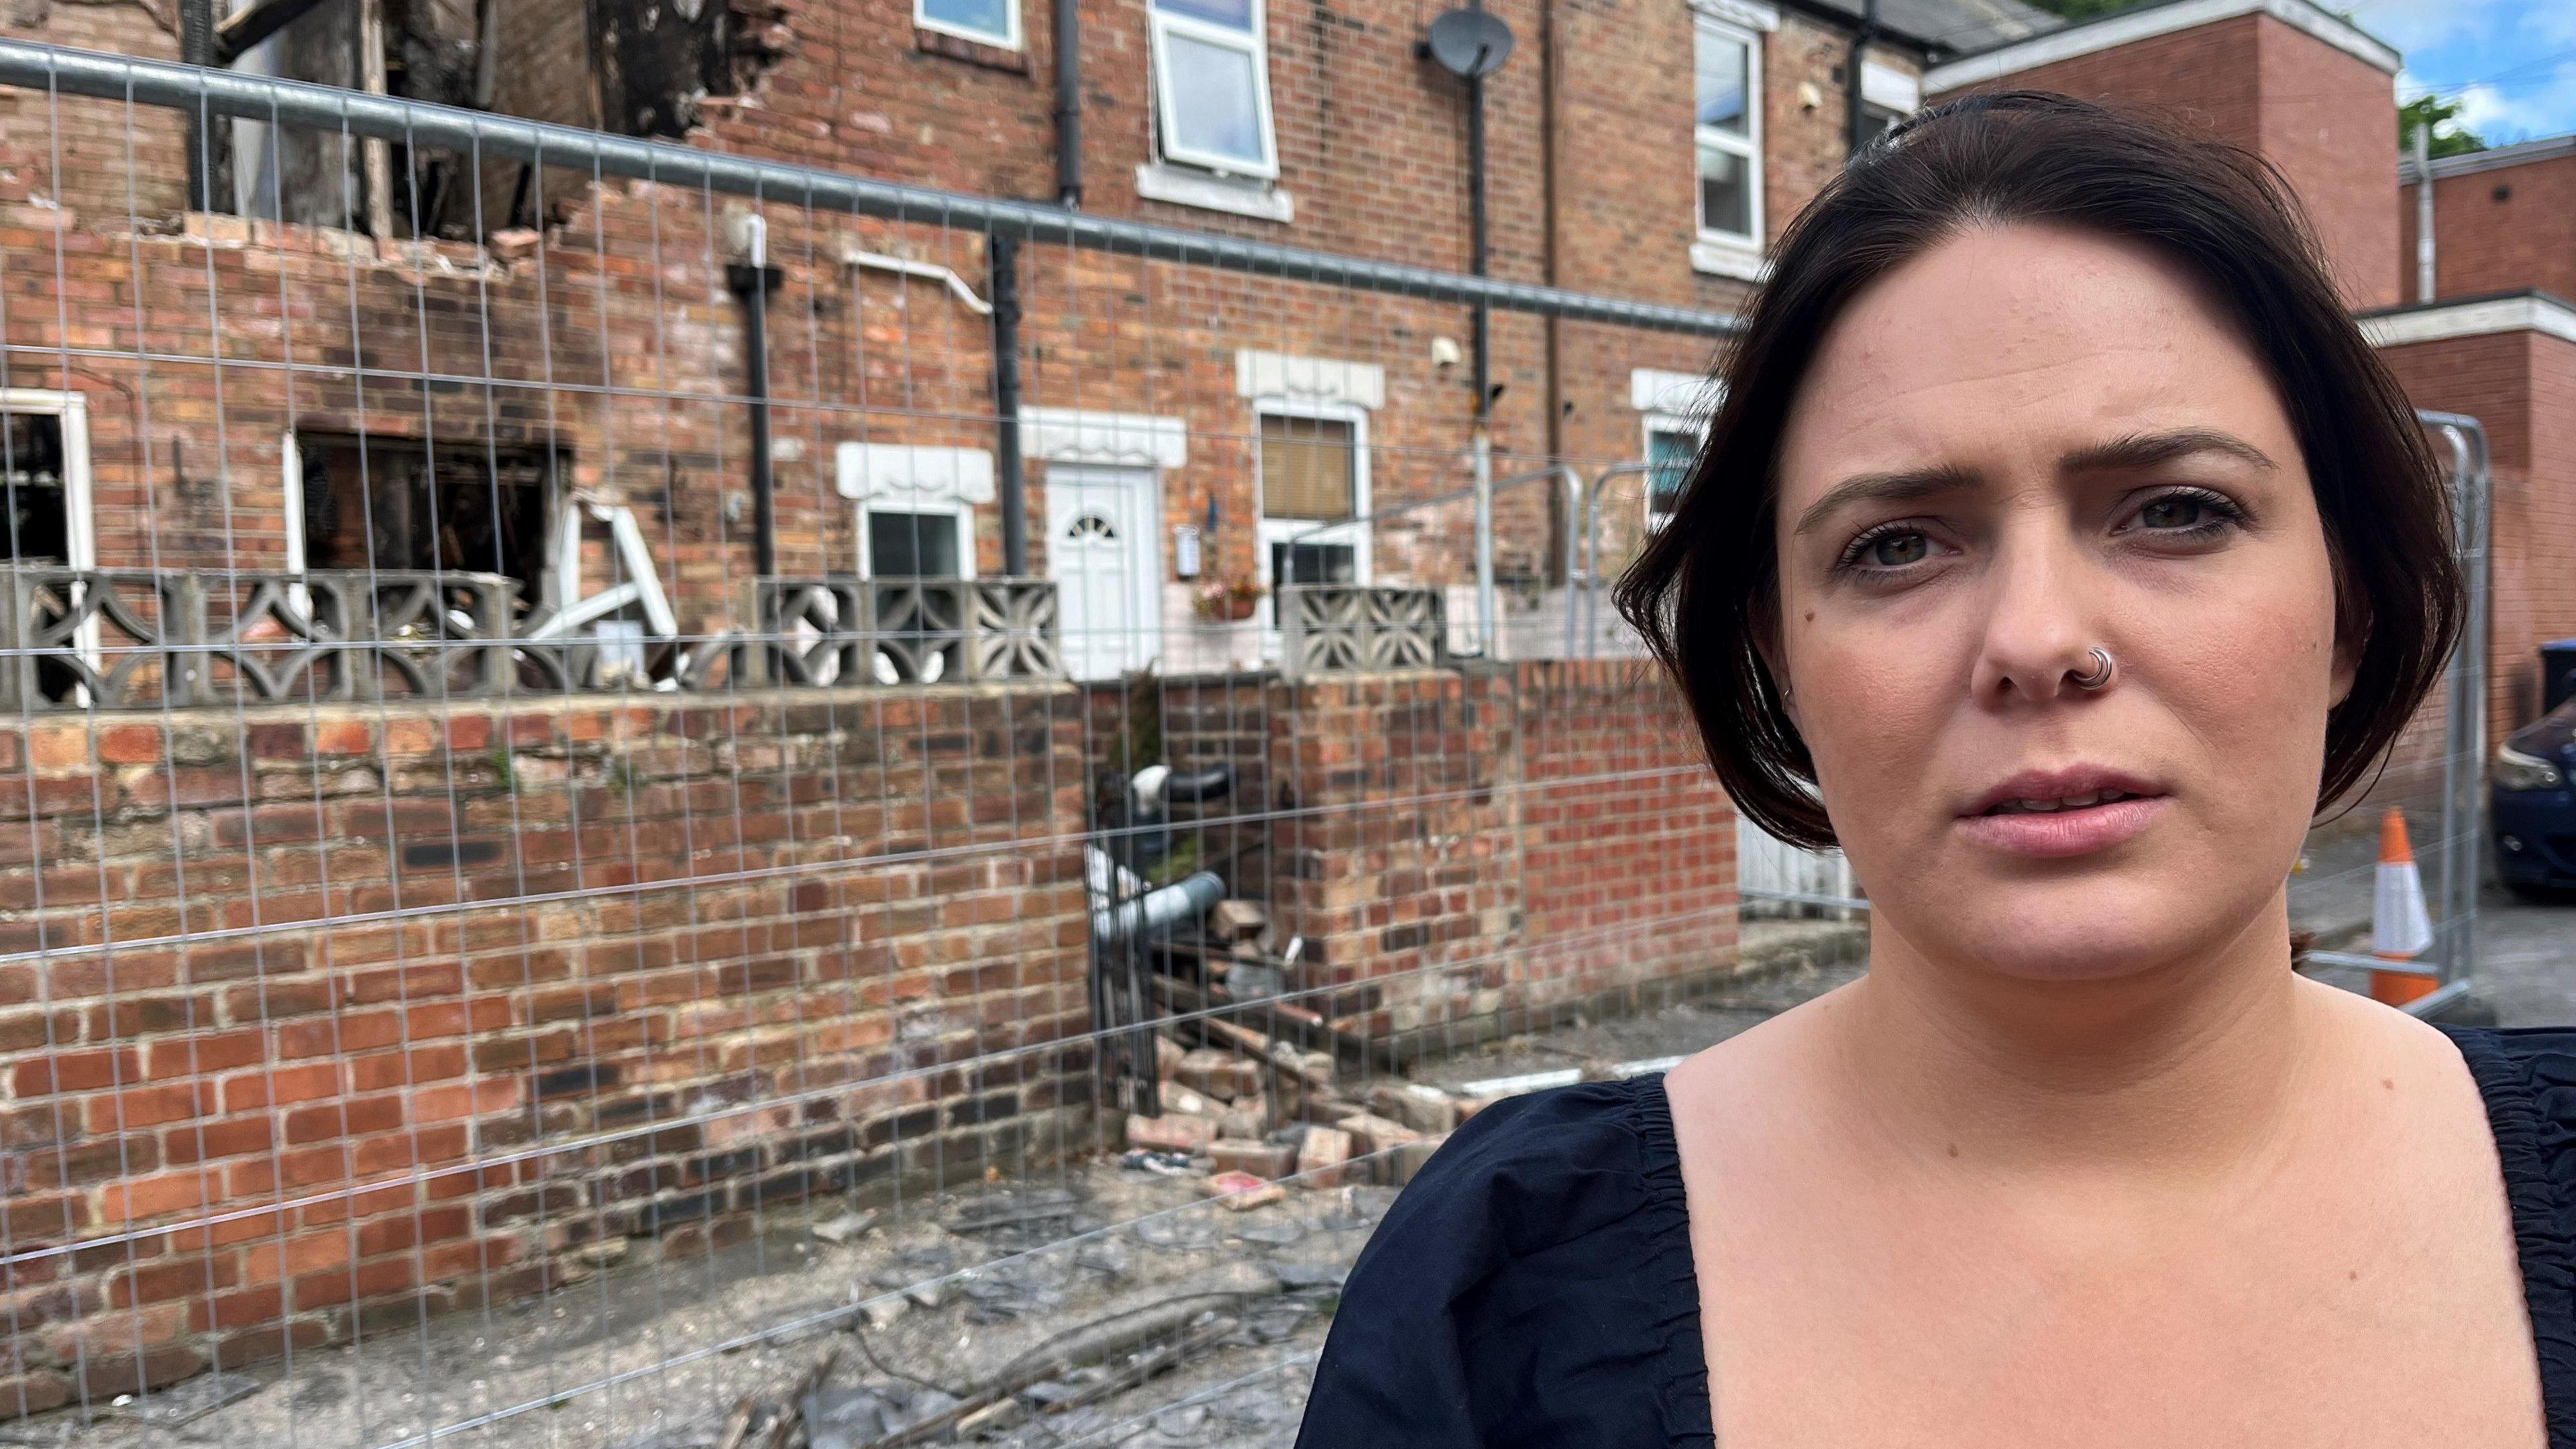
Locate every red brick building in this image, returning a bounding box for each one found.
[22,0,2576,1413]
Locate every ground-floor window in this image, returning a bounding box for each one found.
[861,502,975,579]
[1644,415,1701,531]
[1255,402,1368,592]
[294,434,557,606]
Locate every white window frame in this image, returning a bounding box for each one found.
[1642,411,1706,532]
[915,0,1022,50]
[0,390,97,676]
[1254,396,1371,599]
[1693,13,1766,265]
[1148,0,1281,180]
[857,499,979,582]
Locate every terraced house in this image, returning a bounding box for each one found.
[0,0,2547,1417]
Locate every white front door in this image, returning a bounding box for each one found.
[1045,465,1163,681]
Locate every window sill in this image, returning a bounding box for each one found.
[1690,239,1767,281]
[1134,163,1295,224]
[914,26,1027,72]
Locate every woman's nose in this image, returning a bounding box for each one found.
[1969,535,2103,706]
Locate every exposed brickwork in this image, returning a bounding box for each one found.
[2402,154,2576,306]
[2377,329,2576,734]
[1939,13,2400,309]
[1150,661,1741,1046]
[0,686,1091,1400]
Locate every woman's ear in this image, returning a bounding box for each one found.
[1752,599,1801,733]
[2330,594,2367,709]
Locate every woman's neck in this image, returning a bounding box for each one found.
[1825,892,2323,1182]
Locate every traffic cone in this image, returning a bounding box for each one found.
[2369,808,2438,1006]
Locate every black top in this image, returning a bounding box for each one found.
[1296,1025,2576,1448]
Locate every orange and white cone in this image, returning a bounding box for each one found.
[2369,808,2438,1006]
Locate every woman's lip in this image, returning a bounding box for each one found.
[1953,794,2171,857]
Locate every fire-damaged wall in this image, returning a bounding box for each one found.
[0,686,1091,1407]
[1152,660,1739,1055]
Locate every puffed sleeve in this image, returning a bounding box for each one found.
[1293,1076,1714,1448]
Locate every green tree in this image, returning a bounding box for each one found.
[2399,95,2489,158]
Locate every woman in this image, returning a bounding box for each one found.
[1295,93,2572,1447]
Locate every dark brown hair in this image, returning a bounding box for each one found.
[1615,92,2463,851]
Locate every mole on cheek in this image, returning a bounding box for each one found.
[1805,612,1817,623]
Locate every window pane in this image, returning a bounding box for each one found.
[1696,30,1748,136]
[1155,0,1253,29]
[1259,415,1356,521]
[1164,32,1267,166]
[1699,144,1751,238]
[1647,427,1698,517]
[869,511,962,578]
[1272,541,1357,586]
[1861,101,1904,148]
[921,0,1014,41]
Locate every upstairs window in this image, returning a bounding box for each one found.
[1149,0,1279,178]
[1695,16,1763,254]
[918,0,1021,49]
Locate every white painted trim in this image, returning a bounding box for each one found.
[1148,0,1280,180]
[914,0,1022,50]
[834,443,996,503]
[1044,462,1166,680]
[1642,411,1707,530]
[1132,162,1296,223]
[2359,294,2576,350]
[2403,135,2576,182]
[1252,395,1373,600]
[1234,350,1386,409]
[0,389,97,674]
[1690,238,1766,281]
[1923,0,2400,94]
[1629,368,1720,414]
[1020,407,1190,468]
[1686,0,1777,33]
[1860,59,1919,113]
[1694,13,1765,255]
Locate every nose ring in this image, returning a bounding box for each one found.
[2072,647,2116,692]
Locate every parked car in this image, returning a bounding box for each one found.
[2496,694,2576,900]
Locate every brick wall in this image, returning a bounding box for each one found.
[1143,661,1736,1050]
[2402,154,2576,306]
[0,686,1091,1408]
[1939,13,2400,310]
[2375,327,2576,736]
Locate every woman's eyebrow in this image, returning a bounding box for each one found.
[2059,428,2277,475]
[1790,464,1978,537]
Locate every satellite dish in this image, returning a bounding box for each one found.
[1426,7,1514,78]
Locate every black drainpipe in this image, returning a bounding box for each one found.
[727,235,784,579]
[181,0,221,212]
[1054,0,1083,208]
[1845,0,1880,162]
[992,231,1028,575]
[1468,67,1490,417]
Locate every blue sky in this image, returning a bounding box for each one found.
[2355,0,2576,146]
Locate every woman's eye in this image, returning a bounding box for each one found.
[2138,494,2210,529]
[1865,531,1929,567]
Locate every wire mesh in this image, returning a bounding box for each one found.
[0,36,1748,1449]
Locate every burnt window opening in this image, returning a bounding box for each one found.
[296,435,557,609]
[212,0,773,240]
[0,413,70,565]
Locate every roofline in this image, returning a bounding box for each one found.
[1923,0,2400,93]
[2357,290,2576,350]
[2400,133,2576,184]
[1764,0,1949,57]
